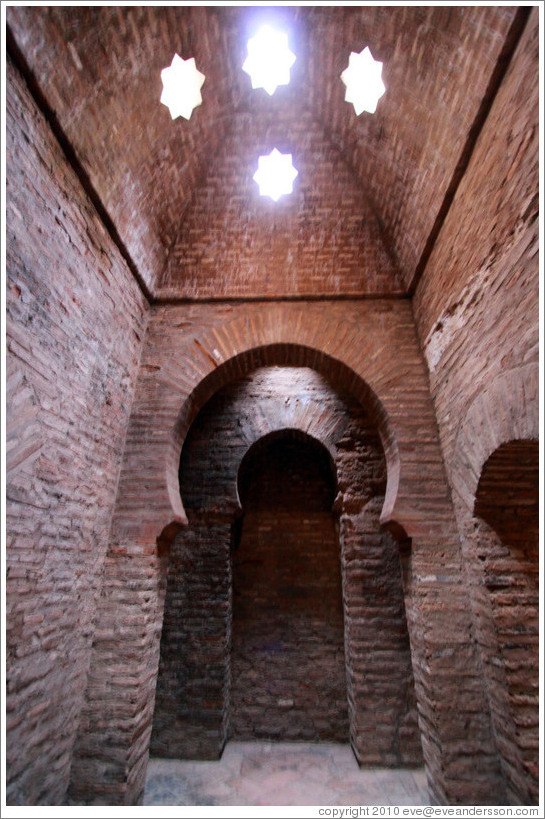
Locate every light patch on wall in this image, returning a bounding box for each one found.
[160,54,205,120]
[243,25,296,96]
[253,149,298,201]
[424,269,487,374]
[341,46,385,115]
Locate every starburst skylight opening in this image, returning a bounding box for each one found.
[341,46,386,116]
[243,25,296,96]
[160,53,205,120]
[253,148,298,202]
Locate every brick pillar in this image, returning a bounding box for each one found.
[340,500,422,768]
[67,540,169,805]
[150,520,232,760]
[398,517,507,806]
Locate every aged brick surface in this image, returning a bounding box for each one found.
[7,5,516,294]
[4,5,537,808]
[459,438,539,807]
[6,5,232,294]
[413,10,539,806]
[5,59,148,805]
[71,301,503,805]
[150,523,232,761]
[475,441,539,551]
[232,438,348,744]
[340,498,421,769]
[158,104,402,298]
[150,368,421,766]
[304,4,517,289]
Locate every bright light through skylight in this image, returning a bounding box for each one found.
[340,46,385,115]
[160,53,205,120]
[243,25,296,96]
[253,149,298,201]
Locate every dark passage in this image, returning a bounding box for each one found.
[230,432,349,741]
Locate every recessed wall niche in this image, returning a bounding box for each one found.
[150,367,422,768]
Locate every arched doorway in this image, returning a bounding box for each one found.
[230,431,348,742]
[70,308,510,805]
[150,366,422,767]
[473,439,539,803]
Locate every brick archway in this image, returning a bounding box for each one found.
[68,301,503,806]
[151,367,422,767]
[447,362,539,805]
[124,301,444,545]
[470,438,539,804]
[163,340,403,539]
[231,430,347,745]
[451,362,538,512]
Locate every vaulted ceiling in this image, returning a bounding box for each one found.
[6,4,525,300]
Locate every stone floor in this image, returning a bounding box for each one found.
[144,741,431,807]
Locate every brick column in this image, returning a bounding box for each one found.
[340,500,422,767]
[397,517,507,805]
[151,521,233,761]
[67,540,169,805]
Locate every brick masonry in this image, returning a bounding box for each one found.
[413,9,539,806]
[303,4,519,290]
[4,4,539,810]
[157,103,403,299]
[6,5,517,294]
[150,368,421,767]
[232,436,349,745]
[5,58,148,805]
[474,440,539,804]
[67,300,504,805]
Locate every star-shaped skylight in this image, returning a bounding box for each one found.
[253,149,298,201]
[243,25,296,96]
[340,46,385,115]
[160,53,205,120]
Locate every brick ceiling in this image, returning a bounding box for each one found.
[7,4,522,300]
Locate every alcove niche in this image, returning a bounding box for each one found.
[231,430,347,741]
[150,366,423,767]
[472,439,539,803]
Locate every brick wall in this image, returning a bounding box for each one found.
[6,5,233,295]
[305,4,518,289]
[158,103,402,299]
[11,291,507,806]
[5,58,148,805]
[4,5,538,809]
[7,5,518,296]
[77,314,490,808]
[412,9,539,805]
